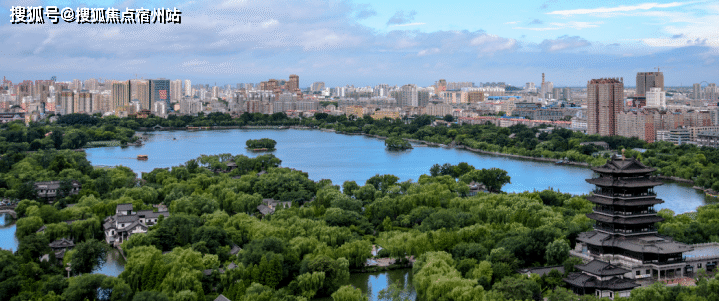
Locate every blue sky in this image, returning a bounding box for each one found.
[0,0,717,87]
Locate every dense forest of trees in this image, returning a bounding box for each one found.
[3,113,719,300]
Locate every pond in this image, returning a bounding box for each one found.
[315,268,415,301]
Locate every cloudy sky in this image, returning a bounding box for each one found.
[1,0,717,87]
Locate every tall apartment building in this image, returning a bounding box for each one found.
[184,80,192,97]
[171,80,182,102]
[72,79,82,91]
[130,80,150,110]
[84,78,99,91]
[418,89,430,107]
[288,75,299,92]
[311,82,325,92]
[77,90,92,113]
[635,72,664,96]
[435,79,447,92]
[134,81,150,110]
[693,83,701,100]
[399,84,418,107]
[112,81,130,112]
[34,80,53,102]
[587,78,624,136]
[709,84,718,102]
[59,89,74,115]
[645,87,666,109]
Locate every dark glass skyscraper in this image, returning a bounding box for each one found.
[636,72,664,97]
[150,79,171,107]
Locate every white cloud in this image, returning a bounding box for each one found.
[547,2,690,16]
[504,21,519,25]
[470,34,518,54]
[539,35,591,52]
[417,48,440,56]
[640,3,719,52]
[261,19,279,28]
[514,21,602,31]
[389,22,426,27]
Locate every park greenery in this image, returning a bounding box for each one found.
[245,138,277,150]
[3,113,719,300]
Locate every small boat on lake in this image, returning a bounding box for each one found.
[137,155,148,160]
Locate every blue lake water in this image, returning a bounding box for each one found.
[0,213,17,252]
[86,129,708,214]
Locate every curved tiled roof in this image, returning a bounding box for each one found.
[591,157,656,175]
[577,231,693,255]
[586,177,663,188]
[587,213,664,225]
[586,195,664,206]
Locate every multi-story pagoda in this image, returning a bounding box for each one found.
[571,155,693,278]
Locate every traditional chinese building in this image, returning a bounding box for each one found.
[562,155,719,298]
[103,203,169,246]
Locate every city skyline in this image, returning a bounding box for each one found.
[1,0,718,86]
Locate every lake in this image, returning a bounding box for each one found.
[86,128,708,214]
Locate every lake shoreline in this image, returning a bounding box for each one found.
[130,126,702,190]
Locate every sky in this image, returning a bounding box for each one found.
[0,0,718,87]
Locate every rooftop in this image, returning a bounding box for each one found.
[591,157,656,175]
[517,265,565,277]
[116,203,133,212]
[576,260,630,276]
[578,231,693,255]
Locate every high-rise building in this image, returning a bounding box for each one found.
[78,90,92,113]
[34,80,53,102]
[587,78,624,136]
[84,78,99,91]
[171,80,182,102]
[59,89,74,115]
[418,89,430,107]
[184,80,192,97]
[693,83,701,100]
[112,81,130,112]
[311,82,325,92]
[288,74,299,92]
[398,84,418,107]
[636,72,664,96]
[130,80,145,102]
[72,79,82,91]
[134,81,150,110]
[708,84,718,102]
[212,86,220,99]
[435,79,447,92]
[645,87,666,109]
[149,79,171,107]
